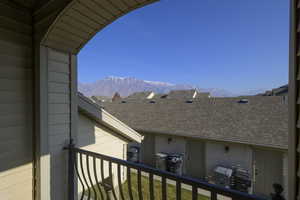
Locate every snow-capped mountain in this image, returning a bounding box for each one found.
[78,76,266,97]
[78,76,194,97]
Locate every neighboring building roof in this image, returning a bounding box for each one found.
[91,95,112,103]
[167,89,198,99]
[112,92,122,102]
[78,93,143,143]
[195,92,211,98]
[102,96,288,149]
[257,84,288,96]
[153,93,169,99]
[126,91,155,99]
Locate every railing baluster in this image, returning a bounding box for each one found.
[80,153,91,200]
[109,161,118,200]
[176,181,181,200]
[162,176,167,200]
[149,173,154,200]
[127,167,134,200]
[211,191,217,200]
[69,147,268,200]
[86,155,98,199]
[192,185,197,200]
[137,170,143,200]
[117,164,125,200]
[100,159,111,200]
[75,154,85,200]
[93,157,104,200]
[68,142,75,200]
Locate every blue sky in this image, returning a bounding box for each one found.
[78,0,289,93]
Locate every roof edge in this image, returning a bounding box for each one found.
[78,94,143,143]
[136,129,288,150]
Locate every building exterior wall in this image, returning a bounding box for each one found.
[253,148,284,197]
[77,113,128,193]
[0,4,33,200]
[154,134,187,173]
[138,132,287,198]
[77,113,127,160]
[140,134,155,166]
[186,139,205,179]
[283,152,288,199]
[47,48,72,200]
[205,141,253,175]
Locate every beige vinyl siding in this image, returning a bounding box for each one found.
[77,113,128,194]
[47,48,70,200]
[0,3,33,200]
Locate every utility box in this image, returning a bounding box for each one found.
[156,153,168,171]
[167,154,184,175]
[127,146,140,163]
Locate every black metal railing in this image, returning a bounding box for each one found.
[66,144,267,200]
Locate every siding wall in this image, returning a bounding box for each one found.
[77,113,128,193]
[0,3,33,200]
[47,48,71,200]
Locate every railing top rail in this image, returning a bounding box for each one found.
[69,147,267,200]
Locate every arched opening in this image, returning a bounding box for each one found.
[62,0,288,199]
[41,0,158,53]
[42,1,290,199]
[0,0,294,200]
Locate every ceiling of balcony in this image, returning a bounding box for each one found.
[10,0,54,11]
[11,0,38,9]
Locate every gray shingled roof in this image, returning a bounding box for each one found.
[167,89,197,99]
[125,91,154,99]
[91,95,112,102]
[257,84,288,96]
[195,92,211,98]
[102,96,288,149]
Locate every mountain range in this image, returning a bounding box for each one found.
[78,76,267,97]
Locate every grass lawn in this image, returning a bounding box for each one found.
[85,173,209,200]
[121,173,209,200]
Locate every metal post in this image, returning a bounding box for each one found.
[68,139,75,200]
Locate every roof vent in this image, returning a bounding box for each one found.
[186,100,193,103]
[237,99,249,104]
[149,100,156,104]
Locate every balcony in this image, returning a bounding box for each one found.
[66,144,267,200]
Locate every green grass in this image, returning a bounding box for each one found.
[85,172,209,200]
[121,173,209,200]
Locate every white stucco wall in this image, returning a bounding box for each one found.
[205,141,253,175]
